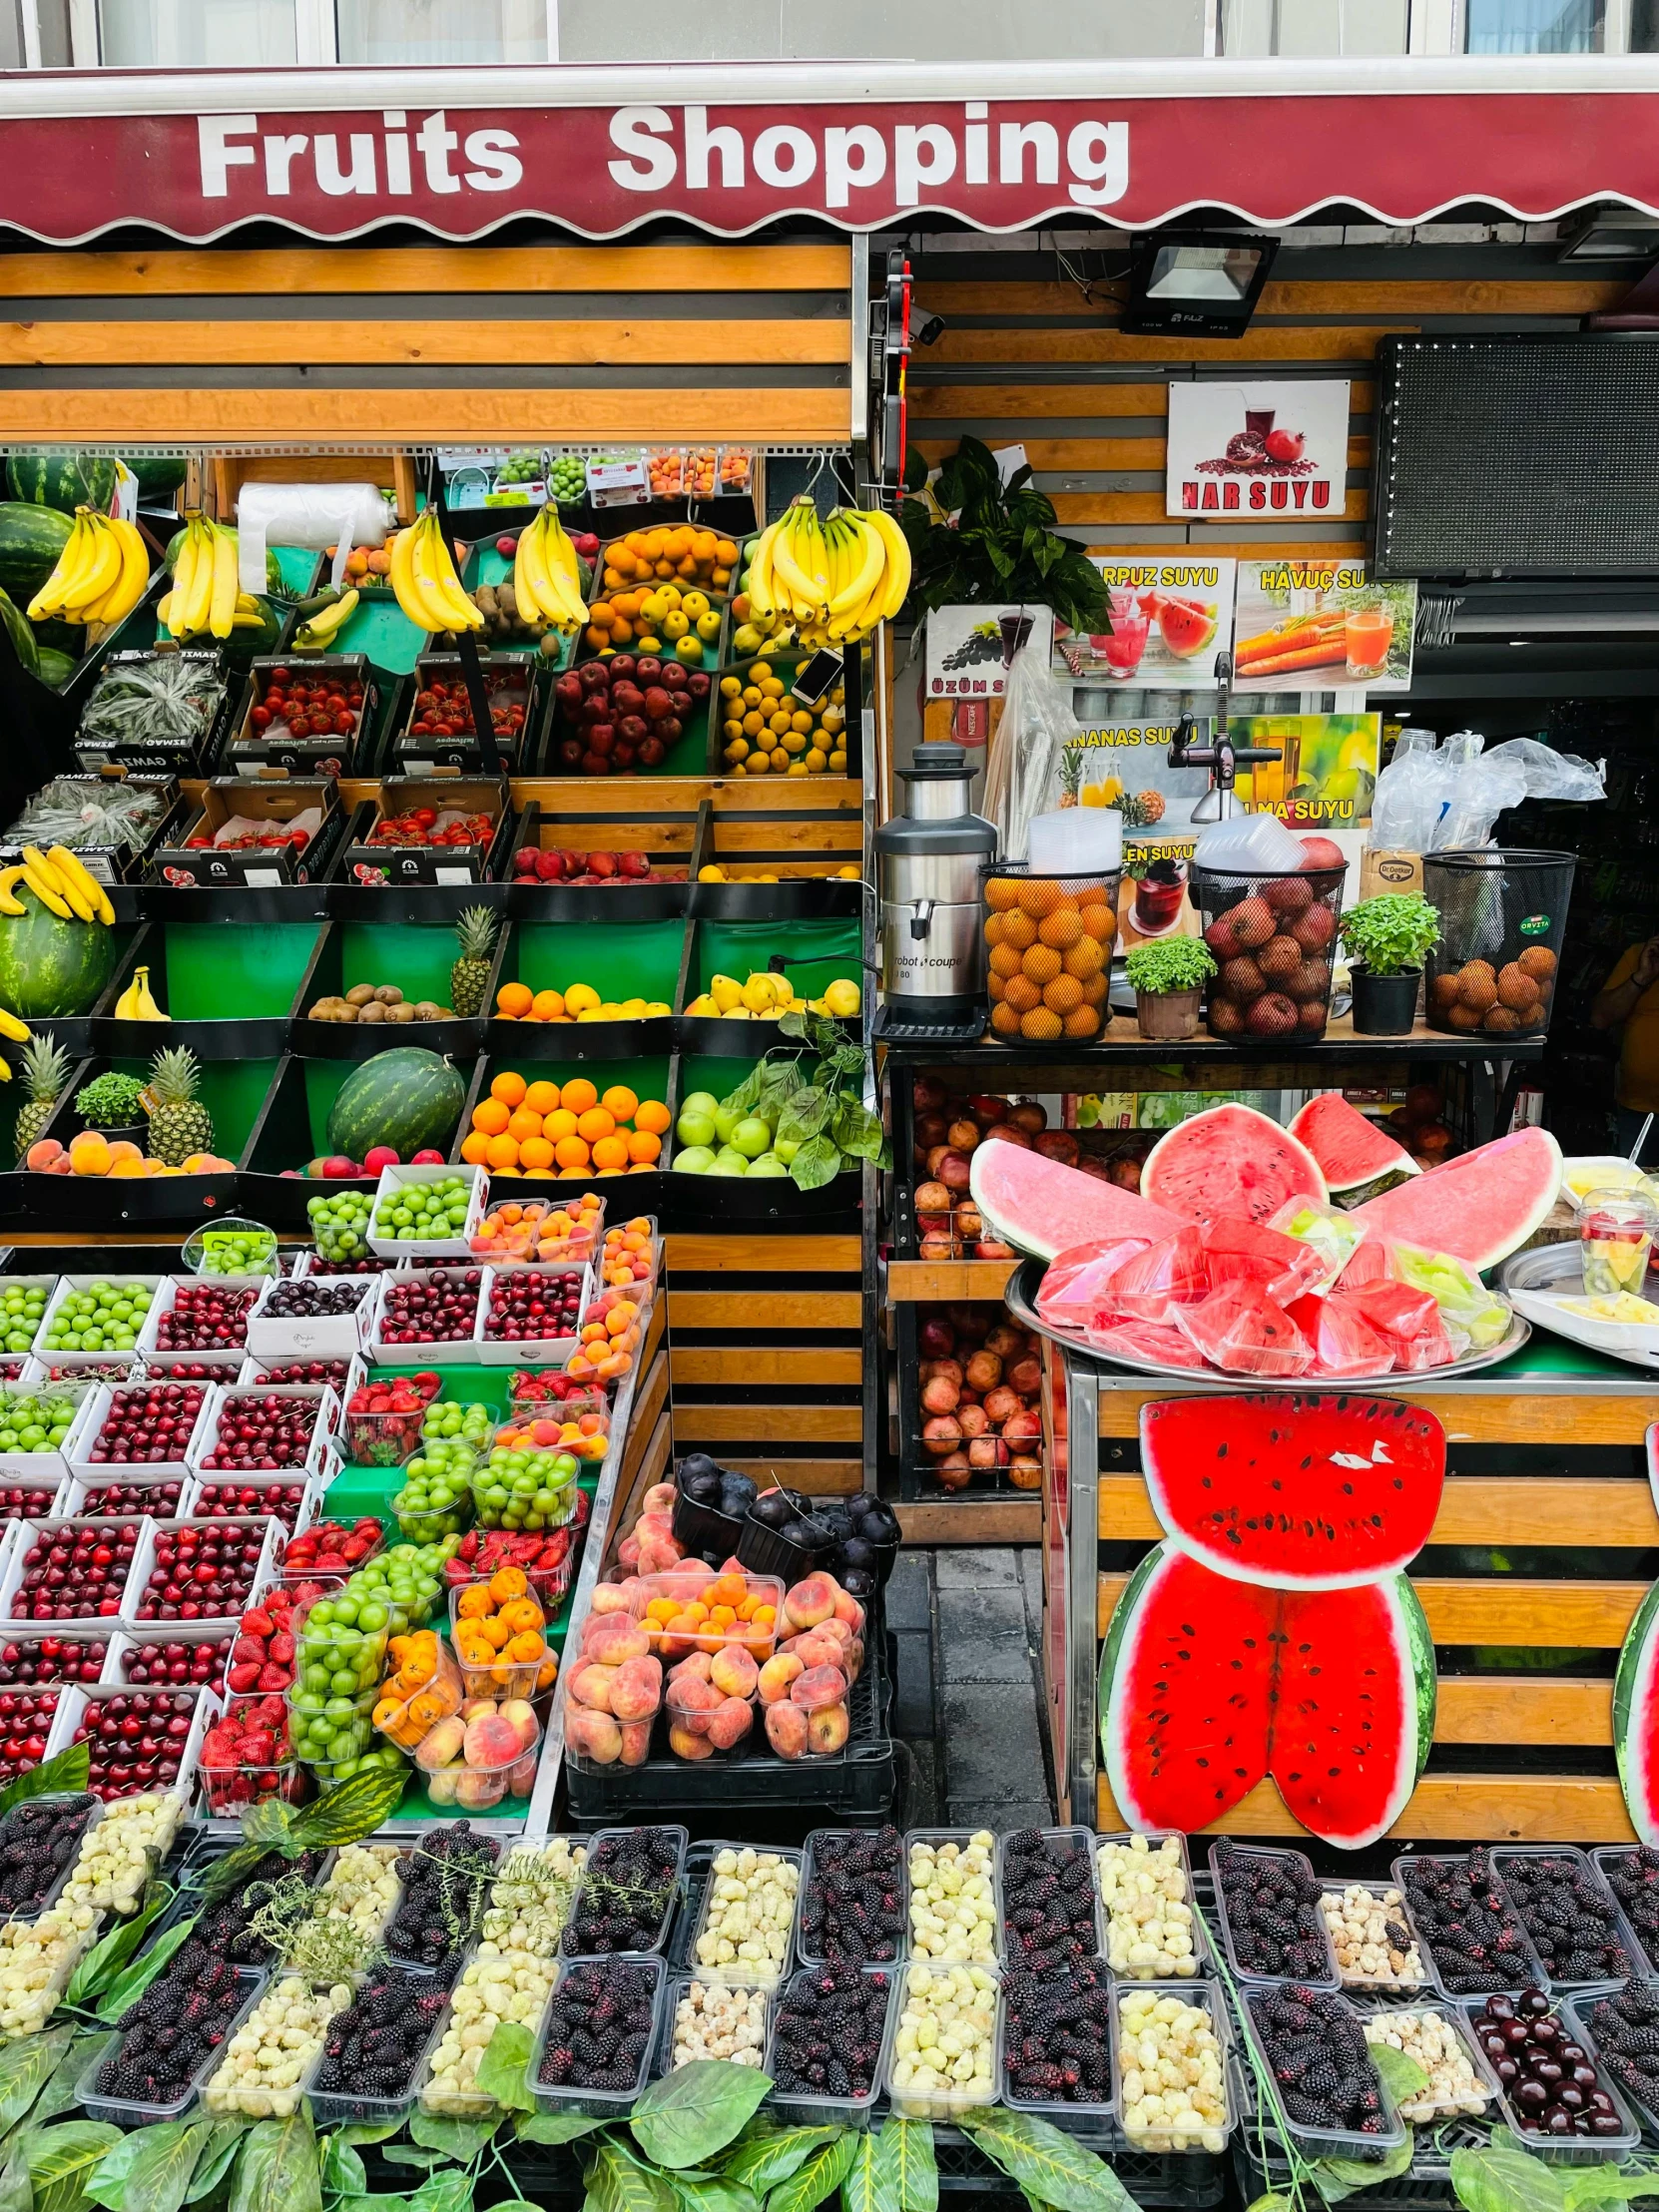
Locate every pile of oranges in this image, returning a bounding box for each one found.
[494,980,672,1024]
[600,525,738,595]
[983,872,1116,1044]
[460,1072,670,1178]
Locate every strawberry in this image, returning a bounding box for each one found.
[241,1608,275,1640]
[268,1632,295,1665]
[232,1634,267,1665]
[241,1732,276,1764]
[258,1663,290,1692]
[227,1661,262,1694]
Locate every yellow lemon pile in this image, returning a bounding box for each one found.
[684,971,862,1022]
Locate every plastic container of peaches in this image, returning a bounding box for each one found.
[490,1403,610,1470]
[627,1569,782,1664]
[597,1217,660,1297]
[566,1285,651,1391]
[470,1193,605,1270]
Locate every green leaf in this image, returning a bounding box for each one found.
[0,1745,88,1820]
[1563,2179,1659,2212]
[1311,2136,1414,2207]
[718,1068,766,1120]
[673,2181,759,2212]
[764,2137,858,2212]
[408,2113,499,2162]
[789,1134,841,1193]
[88,2128,162,2212]
[290,1767,407,1851]
[721,2135,840,2196]
[22,2120,123,2212]
[319,2138,365,2199]
[239,1802,294,1852]
[631,2063,773,2172]
[1246,2196,1299,2212]
[381,2149,445,2171]
[472,2019,535,2115]
[954,2111,1135,2212]
[588,2145,676,2212]
[877,2123,933,2212]
[407,2176,473,2212]
[491,2203,548,2212]
[830,1099,885,1165]
[0,2033,74,2140]
[776,1089,831,1147]
[95,1918,200,2023]
[110,2123,210,2212]
[777,1012,808,1043]
[335,2122,405,2149]
[515,2113,612,2147]
[1367,2043,1430,2112]
[227,2111,319,2212]
[179,2124,247,2209]
[838,2133,894,2212]
[756,1062,807,1118]
[27,2033,108,2127]
[69,1890,177,2007]
[1450,2139,1567,2212]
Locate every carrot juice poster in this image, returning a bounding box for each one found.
[1233,559,1417,694]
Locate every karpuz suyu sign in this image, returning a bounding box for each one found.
[5,88,1659,241]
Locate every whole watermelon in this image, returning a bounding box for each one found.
[326,1048,464,1163]
[0,588,39,678]
[126,456,189,503]
[0,504,73,604]
[0,893,118,1017]
[6,452,119,515]
[34,648,77,689]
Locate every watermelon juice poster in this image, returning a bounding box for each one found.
[1052,558,1236,686]
[1233,559,1417,694]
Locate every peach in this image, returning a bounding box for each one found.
[710,1646,759,1700]
[764,1700,809,1760]
[791,1663,848,1712]
[459,1697,497,1724]
[569,1663,618,1712]
[413,1716,466,1772]
[637,1535,684,1574]
[668,1722,715,1762]
[669,1675,722,1715]
[757,1653,803,1706]
[507,1750,539,1795]
[636,1511,675,1540]
[499,1697,538,1752]
[619,1720,652,1766]
[785,1628,844,1672]
[617,1533,640,1569]
[706,1696,755,1751]
[669,1651,713,1683]
[455,1768,507,1810]
[584,1621,650,1667]
[567,1707,623,1765]
[588,1584,633,1616]
[808,1702,850,1755]
[783,1573,835,1631]
[642,1482,677,1516]
[425,1762,463,1804]
[845,1638,864,1682]
[831,1587,865,1633]
[24,1139,62,1170]
[610,1654,664,1724]
[464,1712,522,1768]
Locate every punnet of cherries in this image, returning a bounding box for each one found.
[85,1383,209,1467]
[0,1633,106,1686]
[73,1688,197,1796]
[0,1482,62,1522]
[15,1522,138,1619]
[484,1269,583,1345]
[155,1283,259,1354]
[133,1522,269,1622]
[260,1280,374,1320]
[197,1480,309,1531]
[0,1693,58,1784]
[120,1634,232,1687]
[379,1271,482,1346]
[197,1390,325,1473]
[77,1481,185,1519]
[248,1361,353,1386]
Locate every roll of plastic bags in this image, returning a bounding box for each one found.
[236,482,395,594]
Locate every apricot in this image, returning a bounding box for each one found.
[706,1696,755,1751]
[808,1702,851,1755]
[710,1646,759,1700]
[609,1653,663,1724]
[783,1573,835,1631]
[584,1621,650,1667]
[757,1653,804,1705]
[764,1700,809,1759]
[669,1722,715,1761]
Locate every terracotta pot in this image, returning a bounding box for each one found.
[1135,987,1202,1040]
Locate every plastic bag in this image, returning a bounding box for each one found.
[1286,1292,1393,1378]
[1203,1215,1327,1305]
[1175,1280,1314,1377]
[1370,730,1605,853]
[1036,1238,1150,1331]
[1389,1242,1513,1352]
[1103,1225,1209,1324]
[982,643,1076,862]
[1269,1199,1366,1296]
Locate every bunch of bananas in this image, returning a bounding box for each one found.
[0,1000,29,1069]
[159,517,270,641]
[391,511,483,636]
[291,588,360,653]
[114,964,167,1021]
[0,844,115,926]
[511,506,590,631]
[27,508,151,632]
[747,497,911,648]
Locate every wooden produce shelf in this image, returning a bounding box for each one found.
[897,1496,1041,1544]
[879,1013,1547,1077]
[887,1259,1016,1304]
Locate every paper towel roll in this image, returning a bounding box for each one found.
[236,482,394,594]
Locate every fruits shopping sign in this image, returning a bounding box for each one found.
[1165,381,1352,519]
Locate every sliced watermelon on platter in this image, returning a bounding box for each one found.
[1175,1279,1313,1378]
[1104,1225,1209,1324]
[1289,1093,1420,1193]
[1141,1102,1327,1230]
[1287,1292,1395,1378]
[1084,1319,1206,1370]
[1203,1214,1327,1305]
[1036,1239,1151,1330]
[1140,1391,1445,1588]
[969,1138,1183,1261]
[1340,1280,1455,1371]
[1338,1236,1394,1288]
[1099,1544,1435,1847]
[1350,1125,1563,1273]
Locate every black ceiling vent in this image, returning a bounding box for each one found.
[1375,332,1659,581]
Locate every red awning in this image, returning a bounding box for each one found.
[2,57,1659,244]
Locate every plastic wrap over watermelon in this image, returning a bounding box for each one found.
[1175,1279,1315,1377]
[1338,1280,1458,1372]
[1202,1215,1327,1305]
[1104,1225,1209,1324]
[1287,1293,1394,1378]
[1084,1319,1205,1369]
[1036,1239,1151,1331]
[1270,1199,1367,1296]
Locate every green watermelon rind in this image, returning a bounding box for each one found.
[1098,1543,1176,1832]
[1139,1390,1446,1591]
[0,504,74,604]
[0,897,118,1018]
[1141,1102,1329,1229]
[1350,1126,1564,1275]
[1615,1578,1659,1846]
[324,1048,465,1164]
[6,452,119,516]
[1288,1094,1420,1194]
[0,588,40,679]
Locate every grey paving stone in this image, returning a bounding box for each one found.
[892,1629,934,1734]
[881,1552,933,1634]
[950,1799,1053,1832]
[939,1585,1027,1646]
[935,1547,1019,1590]
[940,1634,1032,1687]
[942,1686,1049,1806]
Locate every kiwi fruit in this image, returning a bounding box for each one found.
[357,1000,386,1023]
[373,985,403,1005]
[344,983,377,1007]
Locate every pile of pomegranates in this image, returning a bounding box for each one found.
[916,1302,1045,1494]
[908,1080,1143,1260]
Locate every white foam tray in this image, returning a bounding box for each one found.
[245,1275,383,1364]
[99,1620,241,1689]
[367,1163,488,1261]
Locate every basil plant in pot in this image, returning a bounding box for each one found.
[1338,891,1440,1035]
[1125,936,1217,1041]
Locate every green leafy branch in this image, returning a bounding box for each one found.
[897,437,1108,633]
[720,1027,888,1193]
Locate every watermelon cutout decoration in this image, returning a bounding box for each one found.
[1615,1577,1659,1845]
[1289,1094,1419,1194]
[0,890,118,1018]
[0,503,74,605]
[1099,1543,1435,1848]
[324,1048,465,1164]
[1140,1391,1445,1589]
[969,1139,1182,1261]
[1350,1126,1562,1274]
[6,452,119,516]
[1142,1103,1327,1230]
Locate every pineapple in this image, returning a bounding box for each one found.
[143,1047,214,1168]
[449,907,498,1018]
[1057,751,1084,809]
[1123,789,1167,828]
[13,1033,71,1160]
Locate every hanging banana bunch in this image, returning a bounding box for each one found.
[511,505,589,631]
[114,965,168,1021]
[746,496,912,650]
[0,845,115,926]
[27,507,152,632]
[157,516,270,641]
[390,511,484,636]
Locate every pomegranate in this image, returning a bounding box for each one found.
[946,1119,981,1155]
[984,1323,1023,1360]
[916,1316,955,1361]
[921,1414,963,1457]
[964,1349,1003,1393]
[1007,1101,1047,1134]
[913,1180,952,1217]
[912,1078,945,1114]
[938,1152,972,1193]
[935,1455,973,1492]
[967,1095,1011,1128]
[1003,1408,1043,1448]
[980,1123,1032,1150]
[968,1435,1009,1470]
[921,1375,961,1416]
[1005,1354,1042,1398]
[982,1384,1020,1426]
[957,1404,990,1440]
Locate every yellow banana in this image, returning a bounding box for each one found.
[770,507,822,624]
[0,869,26,918]
[208,521,238,639]
[20,847,65,896]
[0,1060,11,1083]
[115,964,167,1020]
[183,520,216,636]
[746,524,778,623]
[103,516,151,626]
[27,518,83,622]
[138,970,166,1019]
[157,590,175,625]
[512,516,551,625]
[829,513,883,621]
[46,844,113,925]
[858,505,913,623]
[543,513,589,622]
[59,513,121,613]
[405,516,453,633]
[292,590,360,651]
[19,864,70,920]
[50,869,95,922]
[235,593,263,616]
[167,526,196,637]
[389,525,427,630]
[425,514,482,631]
[0,1005,28,1043]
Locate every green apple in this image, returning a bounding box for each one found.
[681,1091,720,1120]
[674,1145,716,1175]
[708,1154,750,1176]
[676,1108,717,1148]
[731,1115,773,1159]
[713,1104,744,1145]
[747,1152,790,1178]
[773,1137,801,1165]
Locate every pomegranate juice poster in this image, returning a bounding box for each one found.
[1052,558,1236,686]
[1165,381,1352,518]
[1233,559,1417,694]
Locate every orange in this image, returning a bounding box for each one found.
[1039,906,1084,949]
[1080,902,1116,943]
[460,1130,492,1165]
[530,989,564,1021]
[999,909,1037,951]
[1003,974,1041,1014]
[489,1069,528,1106]
[626,1130,662,1164]
[1016,878,1062,918]
[1063,935,1104,980]
[495,984,532,1021]
[472,1097,510,1137]
[1043,974,1084,1015]
[485,1133,520,1170]
[554,1135,591,1170]
[984,914,1005,948]
[1020,1005,1063,1039]
[601,1085,639,1124]
[591,1135,629,1171]
[576,1107,615,1144]
[990,1000,1021,1037]
[559,1077,598,1114]
[988,942,1022,982]
[506,1109,543,1146]
[518,1137,555,1170]
[984,876,1021,912]
[544,1108,578,1143]
[635,1099,671,1136]
[524,1080,561,1117]
[1021,945,1063,986]
[1063,1005,1102,1039]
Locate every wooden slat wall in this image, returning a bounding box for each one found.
[907,264,1620,557]
[0,243,853,450]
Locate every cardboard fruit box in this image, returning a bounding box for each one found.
[339,774,514,887]
[74,648,240,779]
[151,778,343,888]
[224,655,380,779]
[393,653,549,776]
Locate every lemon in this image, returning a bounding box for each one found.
[697,865,727,882]
[824,977,861,1018]
[805,748,827,773]
[719,675,742,698]
[710,974,743,1013]
[837,864,860,879]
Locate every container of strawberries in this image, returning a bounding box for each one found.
[441,1519,585,1610]
[343,1371,442,1465]
[198,1691,306,1815]
[277,1516,384,1582]
[224,1582,333,1697]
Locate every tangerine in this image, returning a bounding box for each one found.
[591,1136,629,1171]
[506,1109,543,1146]
[1039,906,1084,949]
[1003,974,1041,1014]
[544,1109,578,1142]
[999,908,1037,951]
[524,1080,561,1116]
[1063,935,1105,979]
[1021,945,1064,986]
[1043,974,1085,1014]
[560,1077,599,1114]
[555,1136,592,1169]
[489,1069,528,1106]
[602,1085,639,1123]
[984,877,1021,912]
[990,1000,1021,1036]
[485,1134,520,1170]
[635,1099,671,1136]
[495,984,532,1020]
[472,1097,510,1136]
[519,1137,555,1170]
[460,1131,492,1165]
[1062,1005,1103,1039]
[988,943,1023,981]
[1016,877,1062,917]
[1079,902,1117,943]
[530,989,564,1021]
[576,1107,616,1143]
[627,1130,662,1163]
[1019,1006,1064,1039]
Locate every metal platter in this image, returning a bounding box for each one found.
[1003,1255,1532,1387]
[1501,1242,1659,1370]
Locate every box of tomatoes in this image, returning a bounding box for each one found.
[394,653,550,776]
[340,774,516,886]
[226,655,380,778]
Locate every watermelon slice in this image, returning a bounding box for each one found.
[1340,1281,1455,1371]
[1142,1103,1327,1231]
[1140,1391,1444,1588]
[970,1140,1183,1261]
[1099,1544,1435,1847]
[1203,1215,1326,1306]
[1350,1126,1563,1274]
[1616,1577,1659,1845]
[1037,1239,1151,1330]
[1289,1094,1420,1194]
[1104,1226,1209,1324]
[1174,1280,1314,1378]
[1338,1236,1394,1289]
[1287,1293,1395,1379]
[1084,1320,1206,1370]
